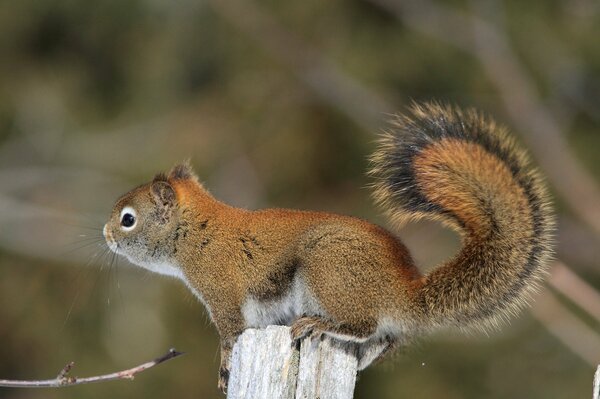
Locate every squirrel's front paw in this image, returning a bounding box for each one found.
[218,366,230,395]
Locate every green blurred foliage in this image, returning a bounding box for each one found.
[0,0,598,398]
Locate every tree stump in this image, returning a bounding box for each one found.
[227,326,358,399]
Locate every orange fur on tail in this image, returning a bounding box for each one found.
[370,103,554,328]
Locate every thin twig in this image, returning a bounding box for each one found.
[0,348,184,388]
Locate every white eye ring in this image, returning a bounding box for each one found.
[120,206,137,231]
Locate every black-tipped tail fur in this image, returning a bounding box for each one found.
[370,102,554,329]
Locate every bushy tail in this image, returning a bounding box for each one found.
[369,103,554,329]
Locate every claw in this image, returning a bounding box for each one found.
[218,366,230,395]
[290,317,324,347]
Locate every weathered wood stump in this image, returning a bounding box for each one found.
[227,326,359,399]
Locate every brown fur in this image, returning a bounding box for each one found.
[104,103,553,393]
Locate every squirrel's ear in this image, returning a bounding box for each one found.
[169,161,198,181]
[151,180,176,208]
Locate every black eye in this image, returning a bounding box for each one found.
[121,213,136,228]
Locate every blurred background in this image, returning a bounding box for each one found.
[0,0,599,398]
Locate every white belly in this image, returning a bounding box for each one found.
[241,276,323,328]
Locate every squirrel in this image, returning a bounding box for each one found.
[103,102,553,393]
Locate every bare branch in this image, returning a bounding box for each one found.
[0,348,184,388]
[56,362,75,381]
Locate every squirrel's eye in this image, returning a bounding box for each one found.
[121,213,136,228]
[119,206,137,231]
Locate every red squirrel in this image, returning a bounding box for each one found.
[103,103,553,393]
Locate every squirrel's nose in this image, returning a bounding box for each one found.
[103,224,119,252]
[103,224,111,241]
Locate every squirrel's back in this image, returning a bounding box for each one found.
[369,103,554,329]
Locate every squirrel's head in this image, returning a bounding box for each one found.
[103,162,200,278]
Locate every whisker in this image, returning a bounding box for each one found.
[108,250,118,308]
[59,240,106,257]
[63,234,105,247]
[64,237,105,247]
[63,289,81,328]
[56,220,104,232]
[61,244,108,329]
[89,246,112,299]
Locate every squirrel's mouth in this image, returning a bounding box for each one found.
[103,224,119,253]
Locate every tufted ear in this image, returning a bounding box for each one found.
[151,180,176,208]
[169,160,198,181]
